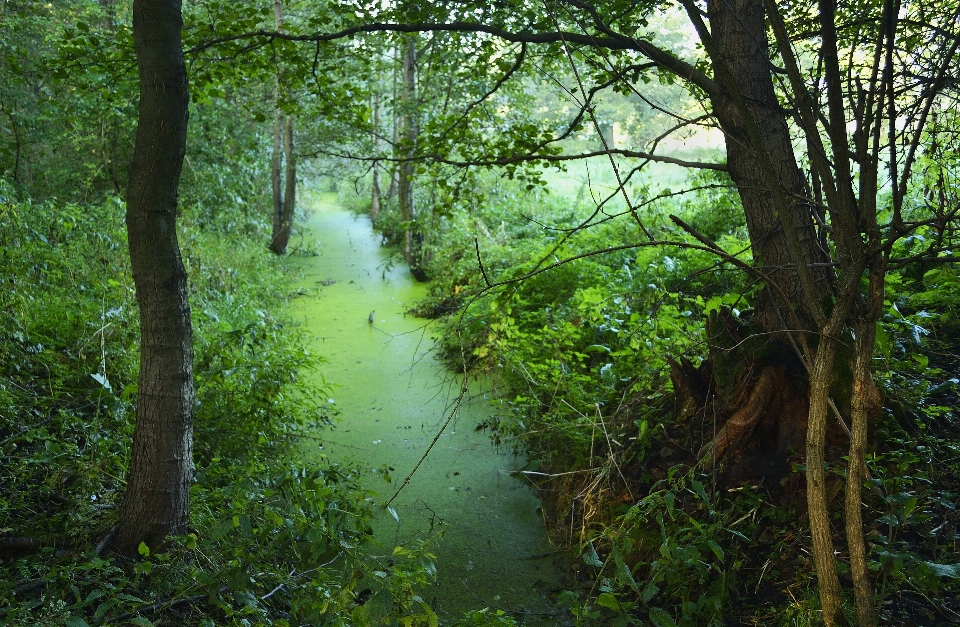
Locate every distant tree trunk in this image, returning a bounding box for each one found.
[386,165,399,200]
[398,35,427,281]
[269,0,295,255]
[271,109,283,237]
[98,0,115,30]
[114,0,193,557]
[273,115,295,253]
[4,108,22,185]
[370,85,382,222]
[386,48,399,200]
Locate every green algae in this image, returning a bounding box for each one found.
[288,195,567,625]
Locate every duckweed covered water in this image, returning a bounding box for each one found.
[289,196,567,624]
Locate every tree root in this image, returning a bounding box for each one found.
[697,366,778,465]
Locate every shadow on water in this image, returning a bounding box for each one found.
[287,194,569,625]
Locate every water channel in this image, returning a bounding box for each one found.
[289,195,568,625]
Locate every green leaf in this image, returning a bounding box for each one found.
[129,617,155,627]
[583,542,603,567]
[648,607,679,627]
[116,593,146,603]
[584,344,611,354]
[120,383,138,401]
[65,617,91,627]
[691,480,710,504]
[614,549,638,591]
[903,496,918,520]
[641,582,659,604]
[876,322,891,359]
[664,491,675,518]
[94,598,119,621]
[924,561,960,578]
[595,592,620,610]
[138,541,150,557]
[725,527,749,541]
[706,540,724,561]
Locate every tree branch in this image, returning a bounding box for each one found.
[303,145,728,171]
[190,20,721,97]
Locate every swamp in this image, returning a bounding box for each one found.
[2,1,960,626]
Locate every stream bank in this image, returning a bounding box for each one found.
[288,195,568,625]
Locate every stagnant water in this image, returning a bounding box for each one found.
[288,196,568,625]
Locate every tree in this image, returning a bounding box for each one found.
[397,34,428,281]
[370,80,383,222]
[192,1,960,620]
[1,1,137,201]
[270,0,296,255]
[114,0,193,557]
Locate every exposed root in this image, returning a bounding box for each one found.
[697,365,778,465]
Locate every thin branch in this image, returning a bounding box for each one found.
[303,144,728,171]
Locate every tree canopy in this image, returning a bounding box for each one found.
[2,0,959,625]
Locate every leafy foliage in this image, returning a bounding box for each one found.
[392,161,960,624]
[0,169,436,624]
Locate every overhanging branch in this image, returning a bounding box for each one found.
[190,20,720,96]
[302,145,728,171]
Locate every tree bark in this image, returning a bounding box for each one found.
[805,332,846,626]
[272,114,295,254]
[845,266,885,627]
[371,85,382,222]
[847,318,879,627]
[398,35,427,281]
[706,0,833,333]
[386,47,400,200]
[269,0,295,255]
[115,0,193,557]
[271,109,283,240]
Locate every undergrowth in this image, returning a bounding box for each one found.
[0,179,440,626]
[374,169,960,626]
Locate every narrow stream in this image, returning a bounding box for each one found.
[289,195,567,625]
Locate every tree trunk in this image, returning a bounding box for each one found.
[847,318,879,627]
[386,46,400,200]
[115,0,193,557]
[271,115,295,254]
[676,0,840,475]
[706,0,833,334]
[271,110,283,241]
[269,0,294,255]
[98,0,115,30]
[371,161,382,221]
[805,330,846,626]
[371,85,382,222]
[682,3,852,621]
[398,35,427,281]
[845,265,885,627]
